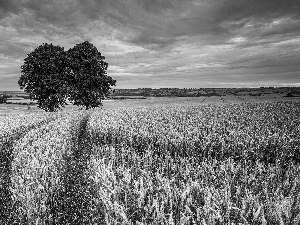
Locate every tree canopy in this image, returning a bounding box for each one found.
[18,41,116,111]
[67,41,116,109]
[18,43,69,112]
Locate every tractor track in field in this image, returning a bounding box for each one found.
[0,117,60,224]
[47,114,103,224]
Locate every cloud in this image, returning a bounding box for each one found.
[0,0,300,90]
[4,0,300,48]
[0,0,21,18]
[260,18,300,37]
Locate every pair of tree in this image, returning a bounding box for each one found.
[18,41,116,111]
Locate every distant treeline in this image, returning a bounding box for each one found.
[1,87,299,102]
[110,87,300,98]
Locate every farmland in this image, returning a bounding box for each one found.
[0,99,300,224]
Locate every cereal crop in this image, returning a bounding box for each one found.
[0,101,299,224]
[87,101,300,224]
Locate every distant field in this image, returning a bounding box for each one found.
[1,87,299,110]
[1,94,299,115]
[0,98,300,224]
[99,94,300,109]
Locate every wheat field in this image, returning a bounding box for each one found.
[0,101,300,224]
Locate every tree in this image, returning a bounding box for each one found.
[18,41,116,111]
[18,43,70,112]
[67,41,116,109]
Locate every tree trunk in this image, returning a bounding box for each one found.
[49,105,55,112]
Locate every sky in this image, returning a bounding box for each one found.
[0,0,300,90]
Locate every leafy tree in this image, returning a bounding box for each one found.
[18,43,70,112]
[18,41,116,111]
[67,41,116,109]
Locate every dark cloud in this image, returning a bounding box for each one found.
[3,0,299,48]
[212,0,300,22]
[95,0,300,48]
[0,0,300,90]
[128,33,178,49]
[0,0,21,18]
[22,0,85,30]
[138,0,175,13]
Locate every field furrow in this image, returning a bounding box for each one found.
[9,112,85,224]
[0,113,61,223]
[49,114,102,224]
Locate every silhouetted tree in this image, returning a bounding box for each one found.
[67,41,116,109]
[18,43,70,112]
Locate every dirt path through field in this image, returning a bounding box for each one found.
[48,114,100,224]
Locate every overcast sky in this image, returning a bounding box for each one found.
[0,0,300,90]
